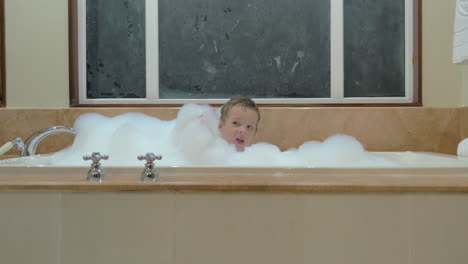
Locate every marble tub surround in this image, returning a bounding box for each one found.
[0,107,180,156]
[0,107,463,156]
[459,106,468,140]
[0,155,17,160]
[2,190,468,264]
[258,107,460,154]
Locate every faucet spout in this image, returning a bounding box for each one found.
[22,126,76,156]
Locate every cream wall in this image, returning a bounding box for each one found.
[4,0,467,108]
[422,0,465,106]
[5,0,69,108]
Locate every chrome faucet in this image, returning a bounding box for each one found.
[83,152,109,182]
[137,153,163,181]
[0,137,25,156]
[21,126,76,156]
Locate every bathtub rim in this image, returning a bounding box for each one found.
[1,164,468,192]
[2,151,468,193]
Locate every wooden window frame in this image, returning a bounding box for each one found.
[68,0,422,107]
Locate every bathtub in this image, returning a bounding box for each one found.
[1,151,468,264]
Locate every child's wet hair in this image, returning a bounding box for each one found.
[220,96,260,126]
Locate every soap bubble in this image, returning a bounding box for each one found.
[51,104,399,167]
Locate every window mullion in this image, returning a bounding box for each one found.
[405,0,414,102]
[146,0,159,102]
[330,0,344,99]
[78,0,87,103]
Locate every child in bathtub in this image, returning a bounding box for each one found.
[218,96,261,152]
[171,96,260,165]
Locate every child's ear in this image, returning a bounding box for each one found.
[218,121,223,132]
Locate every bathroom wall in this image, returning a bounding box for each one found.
[5,0,68,108]
[3,0,468,107]
[421,0,466,106]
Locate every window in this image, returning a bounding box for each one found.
[69,0,420,106]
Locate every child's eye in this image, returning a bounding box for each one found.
[232,121,239,126]
[247,125,255,130]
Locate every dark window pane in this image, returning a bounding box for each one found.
[159,0,330,99]
[344,0,405,97]
[86,0,146,99]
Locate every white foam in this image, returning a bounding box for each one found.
[458,138,468,157]
[50,104,399,167]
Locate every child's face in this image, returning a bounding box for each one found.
[218,105,259,152]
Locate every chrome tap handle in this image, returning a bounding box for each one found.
[83,152,109,163]
[11,137,25,152]
[137,153,162,163]
[137,153,163,181]
[0,137,25,156]
[83,152,109,182]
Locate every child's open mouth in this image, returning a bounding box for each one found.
[235,138,245,145]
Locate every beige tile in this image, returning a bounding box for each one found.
[409,194,468,264]
[0,107,462,155]
[0,191,61,264]
[459,106,468,140]
[258,107,460,153]
[302,193,409,264]
[61,191,175,264]
[0,108,181,155]
[173,191,304,264]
